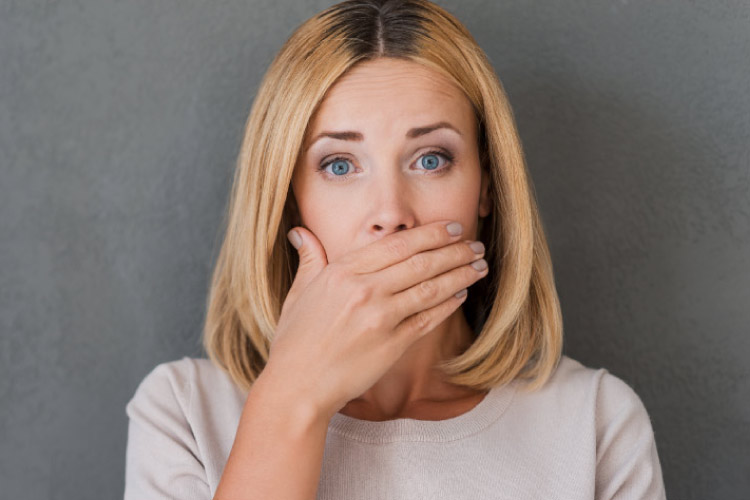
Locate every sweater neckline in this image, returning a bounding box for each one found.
[327,380,518,443]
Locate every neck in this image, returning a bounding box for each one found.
[341,307,480,419]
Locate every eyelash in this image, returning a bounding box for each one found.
[316,148,456,181]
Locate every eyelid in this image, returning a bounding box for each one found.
[317,147,455,178]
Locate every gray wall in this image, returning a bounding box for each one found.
[1,1,748,498]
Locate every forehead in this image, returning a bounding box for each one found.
[307,58,475,135]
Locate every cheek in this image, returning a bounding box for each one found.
[316,229,353,265]
[296,195,355,262]
[424,172,481,213]
[297,185,353,227]
[292,169,362,262]
[421,174,482,238]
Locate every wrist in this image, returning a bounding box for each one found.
[251,363,332,432]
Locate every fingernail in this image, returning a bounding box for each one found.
[471,259,487,271]
[287,229,302,249]
[446,221,463,236]
[454,288,467,299]
[469,241,485,254]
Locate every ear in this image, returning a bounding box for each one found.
[478,167,492,218]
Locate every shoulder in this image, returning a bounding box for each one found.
[540,354,649,410]
[543,357,666,497]
[125,356,245,420]
[124,357,236,499]
[544,355,658,454]
[126,357,199,412]
[511,354,655,434]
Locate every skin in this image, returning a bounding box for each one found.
[289,57,492,421]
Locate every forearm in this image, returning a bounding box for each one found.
[212,368,331,500]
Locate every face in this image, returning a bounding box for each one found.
[290,57,492,264]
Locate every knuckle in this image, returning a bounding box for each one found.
[333,253,351,268]
[455,241,471,260]
[418,278,439,300]
[383,236,409,260]
[349,280,374,307]
[413,309,431,331]
[434,223,448,241]
[409,252,431,274]
[361,309,386,334]
[325,262,349,287]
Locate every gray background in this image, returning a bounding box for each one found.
[1,1,748,498]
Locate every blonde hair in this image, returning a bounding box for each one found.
[202,0,563,395]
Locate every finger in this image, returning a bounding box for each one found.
[287,226,329,296]
[335,220,466,275]
[386,256,488,326]
[378,238,485,295]
[390,285,470,348]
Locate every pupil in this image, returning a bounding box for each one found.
[422,154,438,170]
[332,160,349,175]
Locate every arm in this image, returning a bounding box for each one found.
[595,372,668,500]
[212,363,332,500]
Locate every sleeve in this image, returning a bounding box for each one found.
[594,371,668,500]
[124,362,212,500]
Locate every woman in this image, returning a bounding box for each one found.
[124,1,667,499]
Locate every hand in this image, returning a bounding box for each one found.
[264,220,489,421]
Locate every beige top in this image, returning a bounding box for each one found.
[123,354,667,499]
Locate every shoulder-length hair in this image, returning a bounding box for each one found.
[202,0,563,395]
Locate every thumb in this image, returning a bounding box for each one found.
[287,226,328,292]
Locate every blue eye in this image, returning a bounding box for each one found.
[317,148,455,181]
[416,149,455,172]
[420,153,442,170]
[329,158,352,176]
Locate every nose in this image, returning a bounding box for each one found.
[366,172,417,238]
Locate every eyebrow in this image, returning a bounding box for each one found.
[304,121,462,152]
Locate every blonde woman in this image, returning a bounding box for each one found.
[124,1,667,499]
